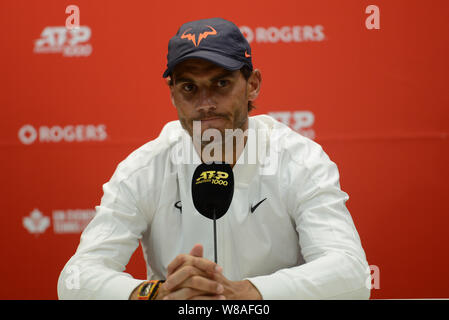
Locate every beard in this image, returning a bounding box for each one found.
[177,103,249,164]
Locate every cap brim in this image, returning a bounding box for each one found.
[162,50,245,78]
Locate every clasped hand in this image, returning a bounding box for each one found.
[157,244,258,300]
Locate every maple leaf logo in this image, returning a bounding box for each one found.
[23,209,50,234]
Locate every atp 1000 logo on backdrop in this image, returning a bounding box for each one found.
[268,111,315,140]
[34,26,92,57]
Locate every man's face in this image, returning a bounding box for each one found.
[169,59,252,138]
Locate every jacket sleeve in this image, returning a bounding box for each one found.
[246,139,371,299]
[57,162,153,300]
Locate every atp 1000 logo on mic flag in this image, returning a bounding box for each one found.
[192,163,234,220]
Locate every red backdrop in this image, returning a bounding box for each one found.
[1,0,448,299]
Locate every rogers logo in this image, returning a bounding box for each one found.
[34,26,92,57]
[240,25,325,43]
[18,124,107,145]
[269,111,315,140]
[18,125,38,145]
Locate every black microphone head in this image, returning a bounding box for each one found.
[191,162,234,220]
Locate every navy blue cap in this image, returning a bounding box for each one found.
[163,17,253,78]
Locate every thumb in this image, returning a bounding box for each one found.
[189,243,203,257]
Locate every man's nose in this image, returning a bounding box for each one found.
[196,88,216,113]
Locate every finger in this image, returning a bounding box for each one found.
[164,287,225,300]
[163,287,202,300]
[168,255,221,279]
[189,243,203,257]
[168,243,203,276]
[182,275,224,295]
[211,270,228,283]
[166,265,211,291]
[210,271,233,297]
[190,295,226,300]
[167,253,189,276]
[190,256,222,275]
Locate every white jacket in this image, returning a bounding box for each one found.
[57,115,371,300]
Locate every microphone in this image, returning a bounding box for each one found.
[191,162,234,264]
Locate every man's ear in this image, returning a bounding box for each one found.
[166,77,176,107]
[166,77,172,87]
[247,69,262,102]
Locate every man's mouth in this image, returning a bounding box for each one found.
[198,117,225,125]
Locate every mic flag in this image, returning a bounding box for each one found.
[192,162,234,264]
[191,162,234,220]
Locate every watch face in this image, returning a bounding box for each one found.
[141,283,151,296]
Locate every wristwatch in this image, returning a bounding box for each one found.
[137,280,164,300]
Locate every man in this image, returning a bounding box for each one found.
[58,17,370,300]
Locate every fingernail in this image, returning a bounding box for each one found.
[163,296,170,300]
[216,284,224,294]
[219,295,226,300]
[215,265,223,273]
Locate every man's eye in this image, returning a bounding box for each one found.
[182,84,195,92]
[217,80,229,88]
